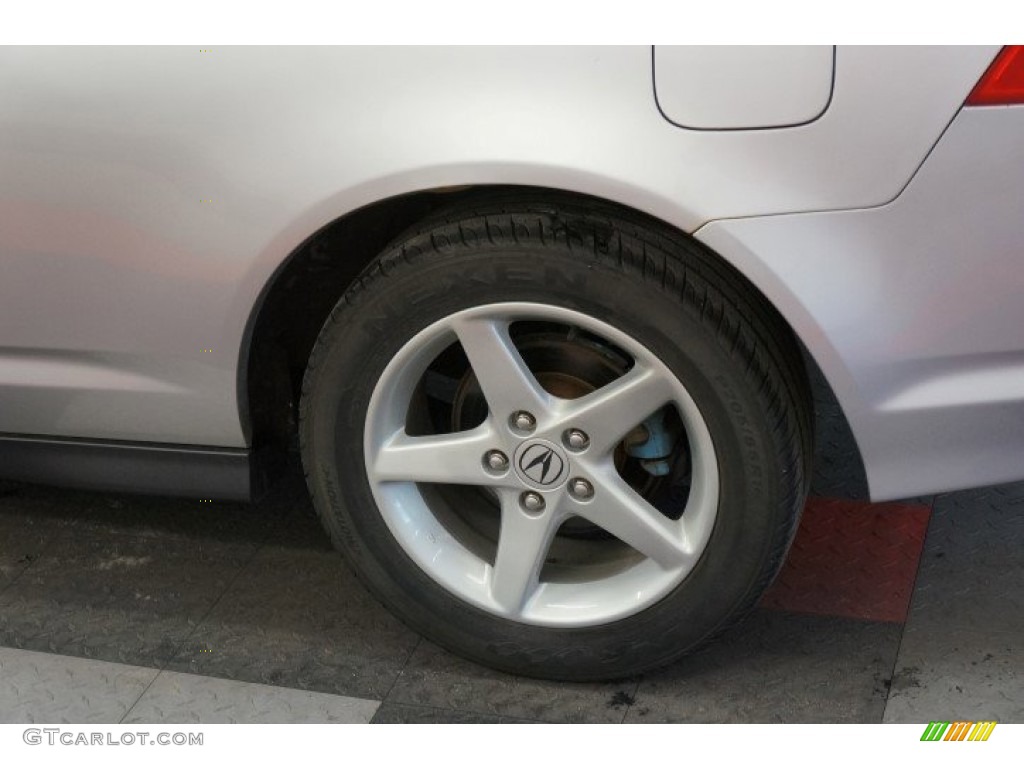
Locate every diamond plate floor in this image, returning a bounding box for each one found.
[883,485,1024,724]
[0,646,378,724]
[0,463,1020,724]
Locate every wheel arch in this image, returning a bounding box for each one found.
[240,183,866,497]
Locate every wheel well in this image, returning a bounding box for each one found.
[243,184,867,498]
[243,187,450,454]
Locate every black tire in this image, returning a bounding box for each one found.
[300,195,811,681]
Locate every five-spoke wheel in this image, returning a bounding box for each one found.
[365,303,719,626]
[300,197,810,680]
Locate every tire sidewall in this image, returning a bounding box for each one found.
[303,246,793,678]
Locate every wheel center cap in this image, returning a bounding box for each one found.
[513,439,570,490]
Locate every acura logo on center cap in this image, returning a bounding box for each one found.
[517,443,566,487]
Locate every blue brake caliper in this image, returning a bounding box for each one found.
[624,407,678,476]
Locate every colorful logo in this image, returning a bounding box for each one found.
[920,721,997,742]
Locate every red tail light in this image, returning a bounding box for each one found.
[966,46,1024,106]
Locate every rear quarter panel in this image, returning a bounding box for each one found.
[698,105,1024,500]
[0,46,998,486]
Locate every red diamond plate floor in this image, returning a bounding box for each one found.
[760,497,932,623]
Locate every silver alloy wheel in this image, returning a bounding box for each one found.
[364,302,719,627]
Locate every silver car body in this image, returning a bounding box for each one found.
[0,45,1018,500]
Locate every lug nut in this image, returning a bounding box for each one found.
[510,411,537,433]
[569,478,594,501]
[483,450,509,473]
[563,428,590,452]
[520,491,546,514]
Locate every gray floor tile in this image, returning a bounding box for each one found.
[884,627,1022,723]
[626,609,901,723]
[0,514,53,590]
[885,483,1024,724]
[123,669,378,723]
[12,468,1023,725]
[926,484,1024,566]
[0,482,84,592]
[906,484,1024,634]
[65,491,272,545]
[0,646,157,723]
[386,641,636,724]
[0,526,256,667]
[162,544,420,701]
[370,702,537,724]
[908,561,1024,637]
[0,479,296,546]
